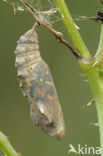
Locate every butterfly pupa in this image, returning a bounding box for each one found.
[15,25,65,140]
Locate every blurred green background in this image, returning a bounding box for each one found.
[0,0,102,155]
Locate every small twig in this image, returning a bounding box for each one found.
[43,23,83,60]
[80,10,103,23]
[19,0,83,60]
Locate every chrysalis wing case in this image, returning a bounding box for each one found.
[15,25,65,140]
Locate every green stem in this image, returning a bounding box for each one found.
[96,97,103,155]
[96,24,103,55]
[53,0,103,155]
[53,0,90,59]
[79,62,103,155]
[95,23,103,155]
[0,131,19,156]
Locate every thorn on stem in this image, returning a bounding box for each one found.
[74,24,80,30]
[83,99,95,108]
[18,152,22,156]
[90,122,99,127]
[77,73,85,77]
[83,79,88,82]
[7,136,10,142]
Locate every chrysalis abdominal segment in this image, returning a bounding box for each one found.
[15,24,65,140]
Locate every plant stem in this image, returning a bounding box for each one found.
[53,0,103,155]
[53,0,90,59]
[95,23,103,155]
[96,24,103,54]
[0,131,19,156]
[96,98,103,155]
[79,61,103,155]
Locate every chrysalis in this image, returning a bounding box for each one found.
[15,25,65,140]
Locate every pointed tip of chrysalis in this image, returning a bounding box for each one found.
[55,127,65,140]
